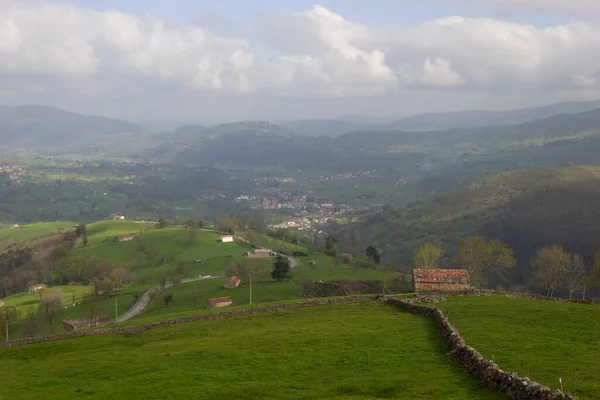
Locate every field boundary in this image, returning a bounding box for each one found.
[383,297,578,400]
[0,295,378,347]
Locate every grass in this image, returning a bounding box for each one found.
[72,224,254,281]
[140,279,301,321]
[0,302,503,399]
[435,296,600,399]
[0,221,76,248]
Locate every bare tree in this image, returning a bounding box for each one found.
[23,309,43,338]
[413,242,444,270]
[562,253,588,300]
[458,236,516,287]
[531,246,570,297]
[38,293,61,334]
[1,306,19,342]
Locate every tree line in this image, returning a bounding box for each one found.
[411,235,600,299]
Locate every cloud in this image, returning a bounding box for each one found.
[1,0,600,121]
[436,0,600,18]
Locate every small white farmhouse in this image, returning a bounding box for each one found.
[220,235,234,243]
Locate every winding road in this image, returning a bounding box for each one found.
[114,276,223,323]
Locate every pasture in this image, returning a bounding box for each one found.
[436,296,600,399]
[0,302,503,399]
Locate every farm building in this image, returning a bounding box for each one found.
[207,296,232,309]
[63,315,111,331]
[341,253,354,263]
[28,283,46,294]
[220,235,234,243]
[224,275,241,289]
[114,234,136,243]
[112,213,126,221]
[412,269,470,293]
[244,248,274,258]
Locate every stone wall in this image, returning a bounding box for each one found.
[414,282,471,293]
[383,297,578,400]
[62,315,112,331]
[0,295,378,348]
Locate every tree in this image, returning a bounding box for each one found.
[531,246,570,297]
[157,218,168,229]
[163,292,174,307]
[413,242,444,270]
[562,253,588,300]
[586,250,600,294]
[0,306,18,341]
[271,255,291,282]
[22,310,43,338]
[75,224,87,238]
[38,293,61,333]
[365,245,381,264]
[95,278,119,298]
[457,236,516,287]
[110,267,130,285]
[325,236,340,256]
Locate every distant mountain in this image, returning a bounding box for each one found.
[162,107,600,171]
[279,100,600,135]
[172,124,208,136]
[383,100,600,131]
[0,105,144,149]
[280,119,371,136]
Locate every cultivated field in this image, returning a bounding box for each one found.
[436,296,600,399]
[0,302,503,400]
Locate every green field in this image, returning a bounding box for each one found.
[0,302,502,399]
[435,296,600,399]
[0,221,76,248]
[72,223,254,281]
[2,221,406,338]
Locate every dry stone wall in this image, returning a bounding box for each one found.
[383,297,578,400]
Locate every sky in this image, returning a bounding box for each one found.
[1,0,600,125]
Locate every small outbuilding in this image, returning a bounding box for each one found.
[224,275,241,289]
[28,283,46,294]
[207,296,232,309]
[220,235,234,243]
[412,269,470,293]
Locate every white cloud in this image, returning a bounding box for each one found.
[1,1,600,120]
[436,0,600,17]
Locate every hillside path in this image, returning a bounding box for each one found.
[114,276,223,323]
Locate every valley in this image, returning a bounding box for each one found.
[3,100,600,399]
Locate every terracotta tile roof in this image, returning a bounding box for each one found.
[225,275,241,288]
[413,269,470,284]
[207,296,232,306]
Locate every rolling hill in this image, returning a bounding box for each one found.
[0,105,144,150]
[334,166,600,286]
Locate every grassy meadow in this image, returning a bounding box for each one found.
[436,296,600,399]
[0,221,76,248]
[0,302,503,400]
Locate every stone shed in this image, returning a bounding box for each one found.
[412,269,470,293]
[207,296,233,309]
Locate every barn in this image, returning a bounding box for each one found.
[412,269,470,293]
